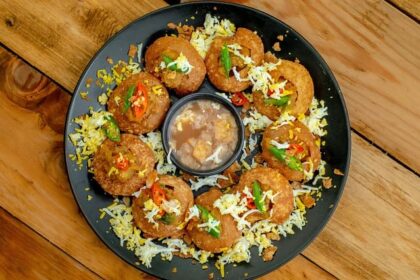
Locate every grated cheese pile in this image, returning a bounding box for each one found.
[160,52,193,74]
[139,132,177,175]
[242,109,273,133]
[189,174,228,191]
[301,98,328,137]
[101,199,212,268]
[190,13,236,58]
[68,108,112,169]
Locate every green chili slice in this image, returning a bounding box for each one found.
[268,146,303,171]
[159,213,175,225]
[264,96,290,106]
[103,116,120,142]
[220,44,231,77]
[122,85,135,113]
[197,205,221,238]
[162,55,179,71]
[252,181,266,212]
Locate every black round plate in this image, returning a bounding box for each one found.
[64,2,351,280]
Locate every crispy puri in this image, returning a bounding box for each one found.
[262,121,320,181]
[145,36,206,95]
[132,175,194,238]
[233,167,294,224]
[205,28,264,93]
[107,72,170,135]
[92,134,155,196]
[186,188,241,253]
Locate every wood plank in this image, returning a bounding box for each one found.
[0,207,100,280]
[387,0,420,20]
[218,0,420,171]
[0,0,167,91]
[0,47,331,279]
[302,134,420,279]
[3,0,418,172]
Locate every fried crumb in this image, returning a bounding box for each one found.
[266,232,280,241]
[277,35,284,41]
[334,168,344,176]
[128,44,137,58]
[254,153,264,164]
[180,171,195,183]
[172,267,177,273]
[176,24,194,40]
[86,77,93,87]
[208,272,214,280]
[106,57,114,64]
[167,22,177,29]
[244,272,249,277]
[300,194,315,208]
[273,42,281,51]
[294,57,300,64]
[202,265,208,270]
[322,177,333,189]
[192,260,197,265]
[87,195,93,201]
[290,181,302,190]
[262,246,277,262]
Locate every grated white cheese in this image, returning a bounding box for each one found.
[243,108,273,133]
[227,43,254,65]
[247,61,281,95]
[190,14,236,58]
[162,53,193,74]
[139,132,176,175]
[135,239,176,268]
[205,145,224,164]
[270,139,290,150]
[189,174,228,191]
[302,98,328,137]
[161,199,181,216]
[68,108,112,169]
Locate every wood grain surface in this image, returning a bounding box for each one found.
[0,0,419,279]
[1,0,419,174]
[0,207,100,280]
[388,0,420,20]
[0,45,418,278]
[0,47,335,279]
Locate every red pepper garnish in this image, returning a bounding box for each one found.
[246,197,256,209]
[131,82,148,119]
[151,182,166,206]
[288,143,304,155]
[115,155,129,170]
[231,92,248,106]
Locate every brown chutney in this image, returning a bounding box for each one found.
[168,99,238,171]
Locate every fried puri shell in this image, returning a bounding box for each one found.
[205,28,264,93]
[107,72,170,135]
[262,121,321,181]
[132,175,194,239]
[186,188,241,253]
[92,134,156,196]
[145,36,206,95]
[233,167,294,224]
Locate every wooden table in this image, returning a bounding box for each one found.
[0,0,419,279]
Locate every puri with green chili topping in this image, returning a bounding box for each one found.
[262,121,321,181]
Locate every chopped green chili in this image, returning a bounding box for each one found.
[103,116,120,142]
[197,205,221,238]
[268,145,303,171]
[264,96,290,106]
[220,44,231,77]
[122,85,135,113]
[252,181,266,212]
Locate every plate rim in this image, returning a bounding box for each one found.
[63,1,352,279]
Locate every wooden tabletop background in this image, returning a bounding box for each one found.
[0,0,419,279]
